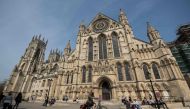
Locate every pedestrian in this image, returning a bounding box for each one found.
[0,93,5,104]
[2,92,13,109]
[43,94,48,106]
[123,99,131,109]
[158,98,168,109]
[76,97,79,103]
[132,99,141,109]
[13,92,22,109]
[129,96,132,103]
[85,96,95,109]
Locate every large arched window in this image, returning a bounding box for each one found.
[112,32,120,58]
[143,64,149,80]
[88,66,92,82]
[117,63,123,81]
[99,34,107,59]
[82,66,86,83]
[125,62,131,81]
[152,63,161,79]
[88,37,93,61]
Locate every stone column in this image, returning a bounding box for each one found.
[112,86,117,100]
[11,72,20,91]
[54,74,62,99]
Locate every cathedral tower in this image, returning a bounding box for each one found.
[4,35,47,98]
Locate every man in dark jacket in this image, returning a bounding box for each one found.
[0,93,5,103]
[13,92,22,109]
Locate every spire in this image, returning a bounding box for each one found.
[147,22,161,42]
[66,40,71,49]
[147,22,156,33]
[79,21,86,32]
[64,40,71,55]
[119,9,129,24]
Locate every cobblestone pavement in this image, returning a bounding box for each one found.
[0,101,121,109]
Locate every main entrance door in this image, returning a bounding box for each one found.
[101,81,111,100]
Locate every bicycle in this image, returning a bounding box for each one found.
[95,100,107,109]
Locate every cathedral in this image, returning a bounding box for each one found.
[4,10,190,101]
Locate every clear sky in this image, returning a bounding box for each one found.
[0,0,190,82]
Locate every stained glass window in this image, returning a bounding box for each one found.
[82,66,86,83]
[152,63,161,79]
[125,62,131,81]
[117,63,123,81]
[88,66,92,82]
[88,37,93,61]
[99,34,107,59]
[143,64,149,80]
[112,33,120,58]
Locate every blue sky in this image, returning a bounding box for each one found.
[0,0,190,82]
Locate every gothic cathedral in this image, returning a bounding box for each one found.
[4,10,190,101]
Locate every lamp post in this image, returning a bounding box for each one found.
[148,71,160,109]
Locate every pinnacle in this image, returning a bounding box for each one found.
[147,22,156,33]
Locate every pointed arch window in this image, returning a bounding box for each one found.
[88,66,92,82]
[66,74,69,84]
[88,37,93,61]
[152,63,161,79]
[125,62,131,81]
[143,64,149,80]
[117,63,123,81]
[71,74,73,83]
[82,66,86,83]
[112,32,120,58]
[99,34,107,59]
[33,49,41,61]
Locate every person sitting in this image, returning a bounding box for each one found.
[121,96,126,104]
[73,97,79,103]
[123,99,131,109]
[132,99,142,109]
[141,97,148,105]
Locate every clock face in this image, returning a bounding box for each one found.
[92,18,109,33]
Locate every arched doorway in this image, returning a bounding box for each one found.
[101,80,112,100]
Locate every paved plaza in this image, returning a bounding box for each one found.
[0,101,121,109]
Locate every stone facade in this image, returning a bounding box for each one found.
[4,10,190,101]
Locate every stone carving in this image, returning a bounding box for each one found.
[94,60,113,75]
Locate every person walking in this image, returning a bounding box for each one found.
[13,92,22,109]
[2,92,13,109]
[43,96,49,106]
[0,93,5,104]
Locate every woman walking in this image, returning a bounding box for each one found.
[13,92,22,109]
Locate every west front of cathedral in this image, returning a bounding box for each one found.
[4,10,190,101]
